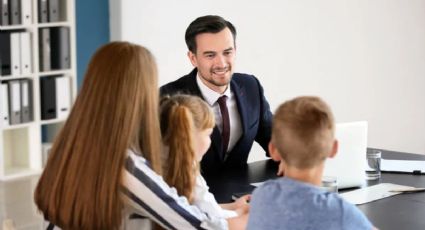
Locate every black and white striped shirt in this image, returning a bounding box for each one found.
[121,149,228,230]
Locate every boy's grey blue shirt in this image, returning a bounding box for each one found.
[247,177,373,230]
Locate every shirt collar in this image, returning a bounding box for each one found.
[196,73,231,106]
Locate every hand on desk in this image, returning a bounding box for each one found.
[222,195,250,230]
[221,194,251,216]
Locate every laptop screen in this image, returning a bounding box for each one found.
[323,121,368,189]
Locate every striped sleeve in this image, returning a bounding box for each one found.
[121,150,228,230]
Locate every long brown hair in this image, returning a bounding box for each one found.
[34,42,162,229]
[159,95,214,202]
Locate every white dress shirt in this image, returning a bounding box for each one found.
[196,74,242,154]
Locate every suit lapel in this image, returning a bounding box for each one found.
[185,68,204,98]
[231,79,248,138]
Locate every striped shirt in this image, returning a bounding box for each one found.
[121,149,228,230]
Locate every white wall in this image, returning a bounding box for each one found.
[110,0,425,157]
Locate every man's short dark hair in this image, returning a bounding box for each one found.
[185,15,237,53]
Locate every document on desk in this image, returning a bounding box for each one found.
[340,183,421,205]
[250,182,265,187]
[381,158,425,174]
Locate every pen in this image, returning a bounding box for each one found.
[389,188,425,193]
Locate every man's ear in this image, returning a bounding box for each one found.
[269,142,282,162]
[329,140,338,158]
[187,51,197,67]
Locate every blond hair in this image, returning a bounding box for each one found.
[34,42,162,229]
[159,95,215,202]
[272,96,335,169]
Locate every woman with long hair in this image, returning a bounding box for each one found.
[160,95,250,219]
[34,42,246,229]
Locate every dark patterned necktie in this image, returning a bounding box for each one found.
[217,95,230,154]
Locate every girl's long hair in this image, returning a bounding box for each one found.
[159,95,214,202]
[34,42,162,229]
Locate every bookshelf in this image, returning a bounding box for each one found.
[0,0,77,181]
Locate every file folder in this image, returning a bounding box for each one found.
[39,28,51,72]
[55,76,70,119]
[40,76,56,120]
[48,0,59,22]
[50,27,70,70]
[20,79,32,123]
[10,32,21,76]
[8,80,21,124]
[20,32,32,75]
[0,0,9,25]
[21,0,31,25]
[0,32,11,75]
[38,0,47,23]
[9,0,20,25]
[0,82,9,127]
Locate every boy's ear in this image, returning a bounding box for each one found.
[269,142,282,162]
[329,140,338,158]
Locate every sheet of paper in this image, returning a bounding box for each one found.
[381,158,425,173]
[250,182,264,187]
[340,183,415,205]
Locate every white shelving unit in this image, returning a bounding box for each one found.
[0,0,77,181]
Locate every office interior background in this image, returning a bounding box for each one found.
[0,0,423,229]
[108,0,425,158]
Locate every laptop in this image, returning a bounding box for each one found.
[323,121,368,189]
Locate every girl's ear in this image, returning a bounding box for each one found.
[269,142,282,162]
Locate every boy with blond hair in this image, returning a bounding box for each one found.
[248,96,374,230]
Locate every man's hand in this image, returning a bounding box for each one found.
[220,194,251,216]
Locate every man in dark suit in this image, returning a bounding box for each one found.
[160,15,273,175]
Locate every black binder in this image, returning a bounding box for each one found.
[0,32,11,76]
[50,27,70,70]
[40,76,57,120]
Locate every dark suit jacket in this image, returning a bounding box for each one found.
[160,68,272,175]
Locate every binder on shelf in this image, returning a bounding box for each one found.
[48,0,59,22]
[40,76,56,120]
[55,76,70,119]
[9,0,20,25]
[10,32,21,76]
[20,79,32,123]
[21,0,31,25]
[50,27,70,70]
[39,28,51,72]
[0,0,9,26]
[8,80,21,124]
[20,32,32,75]
[0,32,11,76]
[0,82,9,127]
[38,0,47,23]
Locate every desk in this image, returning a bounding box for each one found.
[204,149,425,230]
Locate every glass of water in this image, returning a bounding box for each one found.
[321,176,338,193]
[366,149,381,180]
